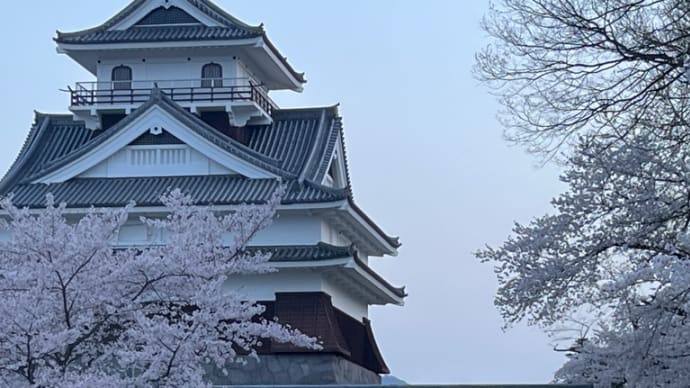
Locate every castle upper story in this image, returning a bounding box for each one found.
[56,0,304,129]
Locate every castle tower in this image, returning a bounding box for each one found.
[0,1,404,384]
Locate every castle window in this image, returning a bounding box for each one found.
[201,63,223,88]
[112,65,132,90]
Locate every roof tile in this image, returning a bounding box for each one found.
[6,176,347,209]
[57,25,258,44]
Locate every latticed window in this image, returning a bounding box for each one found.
[201,63,223,88]
[112,66,132,90]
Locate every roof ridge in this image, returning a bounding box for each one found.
[297,109,328,184]
[55,0,262,40]
[189,0,262,31]
[335,115,354,197]
[312,115,342,184]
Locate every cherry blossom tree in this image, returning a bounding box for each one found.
[0,190,317,387]
[478,126,690,386]
[476,0,690,386]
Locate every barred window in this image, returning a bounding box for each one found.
[112,66,132,90]
[201,63,223,88]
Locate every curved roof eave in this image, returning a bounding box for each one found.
[347,197,402,250]
[0,113,52,193]
[260,34,306,85]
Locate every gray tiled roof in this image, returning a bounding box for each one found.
[264,243,353,262]
[250,107,343,180]
[0,93,399,251]
[262,243,406,298]
[6,176,347,209]
[0,94,344,194]
[0,91,288,191]
[56,26,259,44]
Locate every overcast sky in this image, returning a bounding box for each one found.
[1,1,569,384]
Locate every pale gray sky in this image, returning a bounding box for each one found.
[0,1,567,384]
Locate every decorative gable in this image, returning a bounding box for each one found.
[110,0,224,30]
[33,103,277,184]
[80,131,236,179]
[134,6,201,26]
[323,135,348,189]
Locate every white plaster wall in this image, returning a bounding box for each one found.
[250,214,323,246]
[96,56,258,88]
[321,221,352,247]
[222,271,323,301]
[222,270,368,319]
[115,212,324,247]
[322,276,369,319]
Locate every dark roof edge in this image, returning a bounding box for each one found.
[296,180,350,201]
[3,177,349,210]
[0,113,51,193]
[194,0,262,30]
[273,104,339,115]
[312,113,342,185]
[337,110,355,197]
[256,242,354,261]
[265,242,405,299]
[353,251,407,299]
[260,33,306,84]
[298,109,329,183]
[348,197,402,249]
[362,316,391,374]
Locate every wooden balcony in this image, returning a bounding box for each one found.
[69,77,277,116]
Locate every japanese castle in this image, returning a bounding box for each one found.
[0,0,405,385]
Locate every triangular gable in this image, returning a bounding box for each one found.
[134,6,202,26]
[109,0,236,30]
[34,103,278,184]
[323,135,349,189]
[296,106,352,192]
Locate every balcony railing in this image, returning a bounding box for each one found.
[69,78,277,115]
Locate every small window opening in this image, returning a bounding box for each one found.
[112,65,132,90]
[201,63,223,88]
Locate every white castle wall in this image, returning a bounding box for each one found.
[95,55,261,88]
